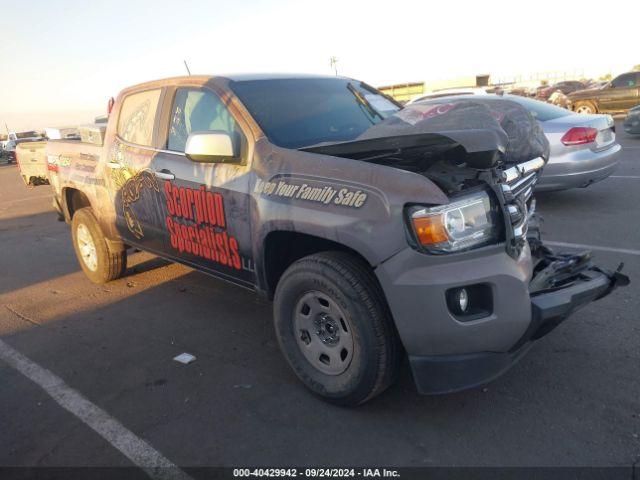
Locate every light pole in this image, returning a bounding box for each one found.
[329,56,338,76]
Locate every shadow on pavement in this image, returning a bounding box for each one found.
[1,257,638,468]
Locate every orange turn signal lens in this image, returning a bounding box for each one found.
[412,215,449,245]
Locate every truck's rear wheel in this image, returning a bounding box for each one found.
[71,207,126,284]
[274,251,401,405]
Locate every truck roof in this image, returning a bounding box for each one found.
[223,73,343,82]
[122,73,350,93]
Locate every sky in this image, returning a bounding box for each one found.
[0,0,636,131]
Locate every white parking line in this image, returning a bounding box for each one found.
[610,176,640,179]
[546,241,640,256]
[0,338,192,480]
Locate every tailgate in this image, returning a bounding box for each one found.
[16,141,49,186]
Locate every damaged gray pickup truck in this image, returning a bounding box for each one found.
[45,74,628,405]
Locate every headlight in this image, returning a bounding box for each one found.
[408,190,499,253]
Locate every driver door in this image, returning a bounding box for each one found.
[150,86,256,288]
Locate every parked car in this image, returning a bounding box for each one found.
[535,84,550,97]
[2,139,17,163]
[586,80,609,90]
[536,80,586,101]
[412,94,620,191]
[623,105,640,135]
[507,86,531,97]
[568,72,640,114]
[548,90,570,108]
[2,136,44,163]
[407,87,488,104]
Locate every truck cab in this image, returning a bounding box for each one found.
[43,74,627,405]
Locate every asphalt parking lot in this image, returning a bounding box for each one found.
[1,122,639,476]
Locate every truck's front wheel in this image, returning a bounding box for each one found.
[274,252,401,405]
[71,207,126,284]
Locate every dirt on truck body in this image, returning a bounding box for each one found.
[40,74,628,405]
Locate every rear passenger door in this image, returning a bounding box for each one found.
[107,88,169,253]
[150,87,256,288]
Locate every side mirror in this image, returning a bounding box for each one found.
[185,131,240,163]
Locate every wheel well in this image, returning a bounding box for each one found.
[64,188,91,219]
[263,231,372,299]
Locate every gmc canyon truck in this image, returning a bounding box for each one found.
[43,74,628,405]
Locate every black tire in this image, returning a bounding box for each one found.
[274,251,402,406]
[71,207,126,284]
[573,100,597,115]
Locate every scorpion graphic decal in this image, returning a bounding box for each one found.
[120,169,160,239]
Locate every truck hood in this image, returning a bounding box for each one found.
[303,98,549,169]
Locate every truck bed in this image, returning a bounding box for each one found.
[47,138,103,156]
[45,139,105,205]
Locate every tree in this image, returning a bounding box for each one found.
[632,64,640,72]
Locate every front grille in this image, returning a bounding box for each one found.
[499,157,545,253]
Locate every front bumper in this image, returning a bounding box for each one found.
[536,143,620,192]
[376,242,628,395]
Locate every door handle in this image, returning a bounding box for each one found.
[106,161,121,169]
[155,169,175,180]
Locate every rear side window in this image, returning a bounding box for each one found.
[506,95,571,121]
[117,89,162,146]
[167,88,239,152]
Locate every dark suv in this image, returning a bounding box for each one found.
[568,72,640,114]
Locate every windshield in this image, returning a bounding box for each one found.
[504,95,572,121]
[230,78,400,149]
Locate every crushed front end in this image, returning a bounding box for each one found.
[380,153,629,395]
[491,155,629,353]
[308,97,629,395]
[360,99,629,394]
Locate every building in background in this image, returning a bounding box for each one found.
[379,75,490,103]
[379,70,599,102]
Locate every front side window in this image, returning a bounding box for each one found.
[612,74,636,88]
[168,88,239,152]
[117,89,162,146]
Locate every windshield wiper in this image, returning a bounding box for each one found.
[347,83,384,122]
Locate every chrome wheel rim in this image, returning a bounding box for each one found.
[576,105,593,114]
[293,291,354,375]
[76,223,98,272]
